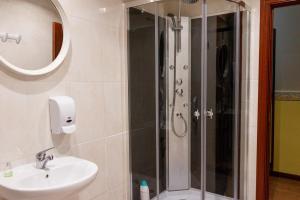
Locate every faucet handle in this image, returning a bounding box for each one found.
[36,147,55,160]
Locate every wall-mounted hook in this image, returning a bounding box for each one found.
[14,34,22,44]
[8,33,22,44]
[0,32,8,42]
[0,32,22,44]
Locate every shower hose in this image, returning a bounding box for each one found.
[171,28,188,138]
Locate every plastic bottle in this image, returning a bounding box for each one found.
[140,180,150,200]
[3,162,13,178]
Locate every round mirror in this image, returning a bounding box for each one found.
[0,0,70,76]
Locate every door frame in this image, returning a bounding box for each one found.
[257,0,300,199]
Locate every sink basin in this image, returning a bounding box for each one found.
[0,157,98,200]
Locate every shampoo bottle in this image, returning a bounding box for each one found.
[140,180,150,200]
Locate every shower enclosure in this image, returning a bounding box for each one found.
[126,0,250,199]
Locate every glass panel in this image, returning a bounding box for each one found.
[191,14,202,191]
[205,0,239,198]
[128,4,158,200]
[157,11,167,196]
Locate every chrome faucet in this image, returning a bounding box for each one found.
[35,147,54,170]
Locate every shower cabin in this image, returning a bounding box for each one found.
[126,0,250,199]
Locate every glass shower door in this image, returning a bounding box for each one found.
[128,3,158,199]
[203,0,241,199]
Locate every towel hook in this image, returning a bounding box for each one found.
[0,32,8,42]
[0,32,22,44]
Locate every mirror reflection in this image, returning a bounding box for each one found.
[0,0,63,70]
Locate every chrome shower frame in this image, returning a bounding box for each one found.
[125,0,251,200]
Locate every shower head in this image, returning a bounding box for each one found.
[167,13,176,27]
[182,0,199,4]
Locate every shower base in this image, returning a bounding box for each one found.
[152,188,232,200]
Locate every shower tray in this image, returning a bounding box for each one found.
[152,188,232,200]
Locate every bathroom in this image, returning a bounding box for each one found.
[0,0,298,200]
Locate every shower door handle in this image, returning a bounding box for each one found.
[193,109,200,120]
[206,108,214,119]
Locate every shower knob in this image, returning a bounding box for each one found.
[206,108,214,119]
[176,79,183,86]
[183,65,189,70]
[176,113,183,118]
[175,89,184,97]
[169,65,175,70]
[194,109,200,120]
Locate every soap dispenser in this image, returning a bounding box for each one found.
[49,96,76,134]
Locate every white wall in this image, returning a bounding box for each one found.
[0,0,128,200]
[274,5,300,92]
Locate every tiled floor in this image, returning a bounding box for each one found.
[269,176,300,200]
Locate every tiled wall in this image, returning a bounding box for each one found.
[0,0,128,200]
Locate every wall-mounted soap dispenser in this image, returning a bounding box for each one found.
[49,96,76,134]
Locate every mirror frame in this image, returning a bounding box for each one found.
[0,0,70,76]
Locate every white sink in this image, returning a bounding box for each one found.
[0,157,98,200]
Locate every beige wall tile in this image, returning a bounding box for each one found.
[67,83,105,144]
[103,83,123,136]
[0,0,127,200]
[100,26,123,82]
[77,139,107,199]
[106,134,125,190]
